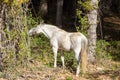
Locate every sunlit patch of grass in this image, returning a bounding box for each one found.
[66,76,73,80]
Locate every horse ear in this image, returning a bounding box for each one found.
[40,21,44,24]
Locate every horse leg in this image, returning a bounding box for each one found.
[74,48,81,77]
[52,46,58,68]
[60,50,65,69]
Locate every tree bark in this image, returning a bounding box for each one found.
[56,0,63,28]
[87,0,98,63]
[0,18,3,71]
[0,18,2,49]
[40,0,48,19]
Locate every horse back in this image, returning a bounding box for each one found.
[69,32,87,49]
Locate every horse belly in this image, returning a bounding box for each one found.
[58,38,71,51]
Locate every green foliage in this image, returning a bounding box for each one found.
[76,0,92,33]
[78,0,93,11]
[66,76,73,80]
[0,1,35,72]
[30,34,53,65]
[0,1,44,79]
[96,40,111,61]
[107,41,120,61]
[96,40,120,62]
[27,11,43,29]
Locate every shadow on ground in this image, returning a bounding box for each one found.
[86,69,120,80]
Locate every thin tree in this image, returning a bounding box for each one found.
[87,0,98,63]
[40,0,48,18]
[56,0,63,28]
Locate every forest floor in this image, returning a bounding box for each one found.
[0,60,120,80]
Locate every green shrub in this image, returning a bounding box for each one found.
[66,76,73,80]
[96,40,120,62]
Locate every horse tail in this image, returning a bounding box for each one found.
[81,35,88,74]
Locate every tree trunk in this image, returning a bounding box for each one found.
[0,18,3,71]
[0,32,1,49]
[40,0,48,19]
[87,0,98,63]
[56,0,63,28]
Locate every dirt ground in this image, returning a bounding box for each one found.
[0,60,120,80]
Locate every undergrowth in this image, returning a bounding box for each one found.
[96,40,120,62]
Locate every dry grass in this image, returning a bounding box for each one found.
[0,60,119,80]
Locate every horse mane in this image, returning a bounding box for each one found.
[44,24,66,32]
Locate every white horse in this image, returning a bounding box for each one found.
[29,23,88,76]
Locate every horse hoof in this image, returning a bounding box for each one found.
[76,74,79,77]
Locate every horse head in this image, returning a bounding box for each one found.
[29,22,45,36]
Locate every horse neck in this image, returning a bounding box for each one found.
[42,25,59,39]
